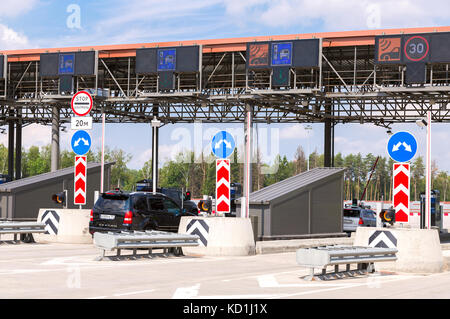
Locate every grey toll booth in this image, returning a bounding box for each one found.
[236,167,346,241]
[0,162,113,221]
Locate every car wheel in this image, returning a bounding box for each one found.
[172,247,184,256]
[20,233,34,243]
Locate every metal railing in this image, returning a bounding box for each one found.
[296,245,398,280]
[0,222,47,242]
[93,230,200,260]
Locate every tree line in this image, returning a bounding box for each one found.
[0,144,448,201]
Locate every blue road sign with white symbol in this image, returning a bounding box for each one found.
[272,42,292,66]
[59,53,75,74]
[387,131,418,162]
[71,130,91,155]
[211,131,235,159]
[157,48,176,71]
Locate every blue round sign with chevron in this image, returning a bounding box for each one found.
[211,131,235,159]
[387,131,417,162]
[71,130,91,155]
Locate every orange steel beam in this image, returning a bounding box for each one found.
[3,26,450,62]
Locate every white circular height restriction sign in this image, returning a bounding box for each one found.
[71,91,93,116]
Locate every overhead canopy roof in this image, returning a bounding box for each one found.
[2,26,450,61]
[247,167,346,204]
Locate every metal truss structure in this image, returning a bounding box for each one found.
[0,26,449,130]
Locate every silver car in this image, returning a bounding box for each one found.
[343,207,376,234]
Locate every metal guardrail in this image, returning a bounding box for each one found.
[296,245,398,280]
[93,230,200,260]
[0,222,47,242]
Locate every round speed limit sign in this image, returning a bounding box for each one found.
[71,91,93,117]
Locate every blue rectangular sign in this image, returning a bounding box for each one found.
[157,48,176,71]
[59,53,75,74]
[271,42,292,66]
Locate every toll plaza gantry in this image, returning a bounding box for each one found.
[1,26,450,214]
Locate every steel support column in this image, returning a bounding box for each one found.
[243,103,253,218]
[324,99,333,167]
[51,106,60,172]
[15,109,22,180]
[7,109,14,181]
[151,105,159,193]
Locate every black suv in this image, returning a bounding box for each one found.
[89,191,198,234]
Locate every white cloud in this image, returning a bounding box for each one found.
[0,0,38,17]
[279,124,311,139]
[222,0,450,31]
[0,23,30,49]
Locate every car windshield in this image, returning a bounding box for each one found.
[343,209,360,218]
[94,194,130,211]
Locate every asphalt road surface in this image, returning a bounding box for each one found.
[1,241,449,299]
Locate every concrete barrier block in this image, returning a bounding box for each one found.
[34,209,92,244]
[354,227,443,273]
[178,216,256,256]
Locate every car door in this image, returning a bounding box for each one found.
[147,196,167,230]
[343,208,360,231]
[131,195,150,229]
[162,197,182,232]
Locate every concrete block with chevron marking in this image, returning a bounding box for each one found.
[178,216,255,256]
[354,227,443,273]
[34,209,92,244]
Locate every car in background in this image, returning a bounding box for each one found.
[343,206,377,235]
[89,190,198,234]
[135,179,199,215]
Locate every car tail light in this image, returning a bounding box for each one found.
[90,210,93,222]
[359,217,364,225]
[124,211,133,224]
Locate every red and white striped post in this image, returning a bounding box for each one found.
[74,155,87,206]
[393,163,410,223]
[216,159,231,215]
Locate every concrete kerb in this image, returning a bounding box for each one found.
[354,227,444,273]
[34,208,92,244]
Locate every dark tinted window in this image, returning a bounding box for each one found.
[94,195,130,211]
[164,198,180,215]
[343,209,360,218]
[133,196,149,211]
[149,198,164,210]
[363,210,375,218]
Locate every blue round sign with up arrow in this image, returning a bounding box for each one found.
[387,131,418,162]
[71,130,91,155]
[211,131,235,159]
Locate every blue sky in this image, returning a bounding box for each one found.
[0,0,449,171]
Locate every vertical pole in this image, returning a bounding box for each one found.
[7,108,14,181]
[51,106,60,172]
[152,124,158,194]
[151,105,159,194]
[324,99,332,167]
[100,112,105,193]
[15,109,22,180]
[243,103,253,218]
[425,110,432,229]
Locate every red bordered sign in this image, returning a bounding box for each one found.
[71,91,93,117]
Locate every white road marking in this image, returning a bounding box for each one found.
[172,284,200,299]
[113,289,155,297]
[257,274,358,288]
[269,274,421,299]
